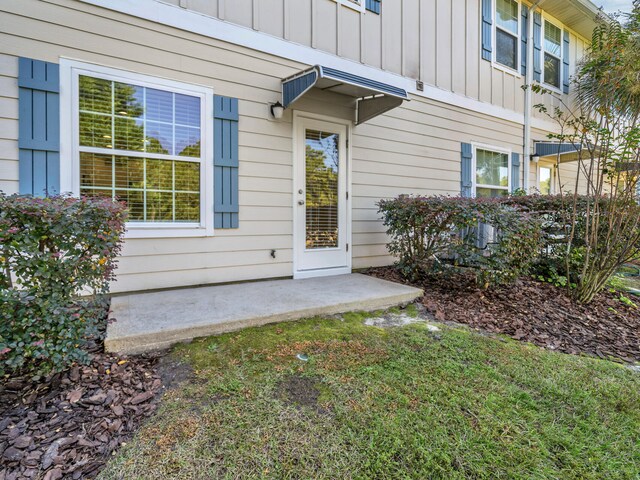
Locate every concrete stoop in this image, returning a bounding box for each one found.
[105,273,423,354]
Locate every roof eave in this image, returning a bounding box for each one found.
[541,0,601,40]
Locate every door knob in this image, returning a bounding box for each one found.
[298,200,305,205]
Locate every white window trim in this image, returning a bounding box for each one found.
[471,143,512,197]
[492,0,522,77]
[59,58,215,238]
[537,162,555,194]
[541,14,564,94]
[331,0,365,13]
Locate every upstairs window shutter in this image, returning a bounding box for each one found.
[18,58,60,196]
[562,30,570,94]
[461,143,473,198]
[214,95,239,229]
[520,7,528,75]
[533,11,542,82]
[365,0,380,14]
[511,152,520,191]
[481,0,493,61]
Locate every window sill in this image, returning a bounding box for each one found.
[124,226,214,239]
[330,0,365,13]
[542,82,564,96]
[492,62,522,79]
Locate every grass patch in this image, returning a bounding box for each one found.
[100,312,640,479]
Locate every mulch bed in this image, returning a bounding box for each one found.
[0,352,168,480]
[366,267,640,364]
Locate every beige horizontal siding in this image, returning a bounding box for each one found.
[0,0,562,292]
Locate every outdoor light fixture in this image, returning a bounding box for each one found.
[531,154,540,163]
[270,101,285,119]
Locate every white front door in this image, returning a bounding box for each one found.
[294,115,350,278]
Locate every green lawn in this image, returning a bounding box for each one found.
[100,308,640,479]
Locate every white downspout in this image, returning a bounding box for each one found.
[524,0,544,192]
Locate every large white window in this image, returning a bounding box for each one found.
[474,146,511,197]
[495,0,520,72]
[61,61,214,237]
[543,19,563,90]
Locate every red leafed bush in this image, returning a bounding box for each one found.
[377,195,543,287]
[0,194,127,377]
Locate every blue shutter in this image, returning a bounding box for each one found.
[533,12,542,82]
[18,58,60,196]
[511,152,521,192]
[562,30,570,94]
[365,0,380,14]
[214,95,239,229]
[481,0,493,61]
[520,7,528,75]
[461,143,473,198]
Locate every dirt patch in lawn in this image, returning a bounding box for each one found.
[0,352,165,480]
[365,267,640,364]
[276,375,328,414]
[156,356,193,391]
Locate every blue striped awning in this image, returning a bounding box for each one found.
[282,65,409,125]
[533,141,599,163]
[534,141,582,157]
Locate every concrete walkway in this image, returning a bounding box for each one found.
[106,273,423,354]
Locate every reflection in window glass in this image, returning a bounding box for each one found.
[495,0,518,70]
[475,149,509,197]
[539,166,552,195]
[544,21,562,89]
[496,0,518,33]
[496,29,518,70]
[78,75,203,224]
[80,153,201,223]
[78,75,201,156]
[305,129,339,250]
[544,54,561,89]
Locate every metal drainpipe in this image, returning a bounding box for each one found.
[524,0,544,192]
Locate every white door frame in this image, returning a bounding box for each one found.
[292,111,353,279]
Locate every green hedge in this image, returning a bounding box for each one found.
[0,194,127,376]
[377,195,544,286]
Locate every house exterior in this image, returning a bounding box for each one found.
[0,0,599,293]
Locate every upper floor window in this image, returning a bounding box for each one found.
[543,20,562,89]
[495,0,519,71]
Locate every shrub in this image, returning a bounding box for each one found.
[378,195,543,286]
[0,194,127,377]
[508,194,640,291]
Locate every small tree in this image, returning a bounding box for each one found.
[531,4,640,303]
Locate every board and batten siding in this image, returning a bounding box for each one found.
[1,0,537,291]
[158,0,589,121]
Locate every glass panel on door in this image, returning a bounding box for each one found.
[305,129,340,249]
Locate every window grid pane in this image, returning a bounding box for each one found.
[496,29,518,70]
[544,21,562,58]
[79,75,201,159]
[544,53,561,88]
[78,74,203,225]
[80,153,200,223]
[496,0,518,34]
[476,149,509,188]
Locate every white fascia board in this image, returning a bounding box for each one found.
[78,0,560,131]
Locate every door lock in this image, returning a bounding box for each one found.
[298,200,305,205]
[298,189,304,194]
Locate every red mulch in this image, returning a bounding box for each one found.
[366,267,640,364]
[0,352,168,480]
